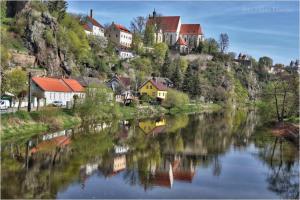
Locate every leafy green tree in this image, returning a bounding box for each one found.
[0,0,7,22]
[76,84,120,127]
[160,52,172,78]
[182,65,194,93]
[203,38,219,54]
[153,42,168,67]
[162,89,189,109]
[2,68,27,110]
[171,64,183,89]
[144,24,155,46]
[197,41,204,53]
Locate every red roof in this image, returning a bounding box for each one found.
[83,24,92,32]
[149,79,167,91]
[177,37,187,46]
[180,24,203,35]
[32,77,84,92]
[86,16,103,28]
[148,16,180,32]
[62,78,85,92]
[118,76,131,87]
[114,23,130,33]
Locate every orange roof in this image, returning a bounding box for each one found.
[32,77,71,92]
[32,77,84,92]
[177,37,187,46]
[148,16,180,32]
[62,78,85,92]
[180,24,203,35]
[86,16,103,28]
[114,23,131,33]
[30,136,71,154]
[83,23,92,32]
[151,172,172,188]
[173,171,195,182]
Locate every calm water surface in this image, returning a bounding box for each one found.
[1,110,299,199]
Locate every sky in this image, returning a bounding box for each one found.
[67,1,299,65]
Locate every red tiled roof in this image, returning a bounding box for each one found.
[32,77,71,92]
[118,76,131,87]
[86,16,103,28]
[173,171,195,182]
[62,78,85,92]
[114,23,131,33]
[83,23,92,32]
[177,37,187,46]
[30,136,71,154]
[180,24,203,35]
[149,79,167,91]
[32,77,84,92]
[151,172,172,188]
[148,16,180,32]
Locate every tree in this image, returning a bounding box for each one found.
[153,42,168,67]
[161,52,172,78]
[47,0,68,22]
[162,89,189,110]
[144,24,155,46]
[261,73,299,122]
[219,33,229,53]
[73,94,79,109]
[203,38,219,54]
[2,68,27,110]
[171,64,183,89]
[130,16,146,35]
[197,41,204,53]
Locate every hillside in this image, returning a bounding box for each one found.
[1,0,297,109]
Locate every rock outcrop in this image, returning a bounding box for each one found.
[18,4,73,76]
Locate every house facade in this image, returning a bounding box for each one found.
[31,77,85,106]
[139,78,167,100]
[147,10,204,51]
[106,22,132,48]
[106,75,133,103]
[82,9,105,37]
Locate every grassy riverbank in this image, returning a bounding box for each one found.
[1,103,221,143]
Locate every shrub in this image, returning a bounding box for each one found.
[162,89,190,109]
[43,29,54,47]
[15,111,31,121]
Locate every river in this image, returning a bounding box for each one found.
[1,109,299,199]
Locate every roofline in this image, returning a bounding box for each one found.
[139,79,167,91]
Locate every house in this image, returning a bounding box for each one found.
[117,49,135,60]
[31,77,85,106]
[82,9,105,37]
[175,37,189,54]
[106,22,132,48]
[139,77,167,100]
[106,74,133,103]
[147,10,204,51]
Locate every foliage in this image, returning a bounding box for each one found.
[152,42,168,67]
[171,64,183,89]
[2,68,27,97]
[143,24,155,46]
[203,38,219,54]
[43,28,55,46]
[76,85,121,126]
[0,0,7,22]
[47,0,68,22]
[162,89,190,109]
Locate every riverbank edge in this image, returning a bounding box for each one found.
[1,103,222,143]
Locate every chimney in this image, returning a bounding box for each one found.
[90,9,93,18]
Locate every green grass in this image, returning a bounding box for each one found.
[1,108,81,144]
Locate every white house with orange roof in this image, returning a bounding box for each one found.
[106,22,132,48]
[147,10,204,51]
[31,77,85,106]
[82,9,105,37]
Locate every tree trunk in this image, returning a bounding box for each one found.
[17,98,22,111]
[280,90,287,121]
[37,98,40,111]
[274,87,281,122]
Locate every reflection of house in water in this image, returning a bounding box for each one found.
[29,130,72,155]
[98,154,127,177]
[139,118,166,135]
[144,155,196,190]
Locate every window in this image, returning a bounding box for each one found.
[116,34,118,38]
[146,85,149,89]
[150,85,152,89]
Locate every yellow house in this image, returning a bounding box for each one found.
[139,79,167,99]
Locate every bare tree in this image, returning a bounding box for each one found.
[219,33,229,53]
[130,16,146,35]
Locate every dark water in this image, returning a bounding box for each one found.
[1,110,299,199]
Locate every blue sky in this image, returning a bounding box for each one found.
[67,1,299,65]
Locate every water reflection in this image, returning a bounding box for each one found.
[1,110,299,199]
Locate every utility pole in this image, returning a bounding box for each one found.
[27,72,32,112]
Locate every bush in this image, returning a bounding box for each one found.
[43,29,55,47]
[15,111,31,121]
[162,89,190,109]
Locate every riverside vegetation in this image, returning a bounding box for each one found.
[0,1,299,142]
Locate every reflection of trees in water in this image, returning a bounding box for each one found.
[253,131,299,199]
